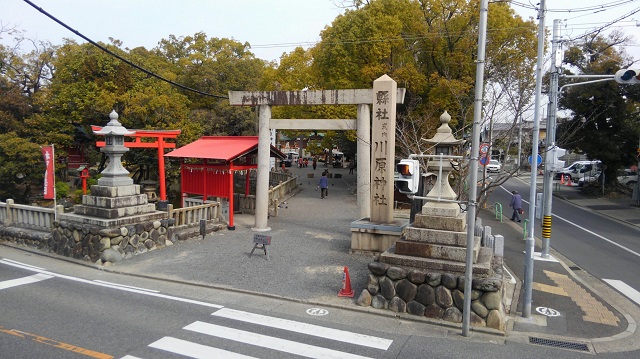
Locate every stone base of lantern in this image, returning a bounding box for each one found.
[350,217,409,253]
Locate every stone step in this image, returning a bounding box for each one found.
[82,194,149,208]
[394,236,480,262]
[404,227,467,246]
[379,244,493,276]
[73,203,157,219]
[413,212,466,232]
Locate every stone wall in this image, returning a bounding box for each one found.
[356,260,507,331]
[0,219,226,264]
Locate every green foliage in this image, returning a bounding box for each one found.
[55,180,70,200]
[0,132,46,202]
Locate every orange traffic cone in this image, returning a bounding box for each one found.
[560,175,565,185]
[566,176,572,186]
[338,266,354,297]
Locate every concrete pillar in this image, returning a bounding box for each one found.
[357,104,371,219]
[254,105,272,231]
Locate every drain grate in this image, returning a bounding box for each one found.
[569,266,581,271]
[529,337,589,352]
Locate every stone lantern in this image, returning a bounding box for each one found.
[93,110,135,187]
[422,111,465,217]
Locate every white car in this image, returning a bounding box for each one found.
[618,169,638,187]
[487,160,502,173]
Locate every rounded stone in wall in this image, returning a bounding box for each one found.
[486,309,505,330]
[149,228,160,241]
[389,296,407,313]
[368,261,389,276]
[371,294,388,309]
[135,223,146,234]
[130,234,140,247]
[99,237,111,251]
[470,311,486,327]
[158,226,167,236]
[140,231,150,240]
[143,238,155,250]
[379,276,396,300]
[471,289,482,301]
[72,229,81,243]
[386,266,408,280]
[157,235,167,247]
[443,307,462,323]
[144,221,154,231]
[153,220,161,229]
[424,304,444,319]
[72,243,83,258]
[111,235,124,245]
[415,284,435,307]
[435,285,453,308]
[472,300,489,318]
[101,248,123,263]
[408,270,426,285]
[452,289,464,311]
[396,279,417,303]
[426,273,442,287]
[120,227,128,236]
[367,274,379,295]
[473,277,502,292]
[441,273,457,289]
[407,301,426,316]
[357,289,372,307]
[481,291,502,310]
[120,236,129,249]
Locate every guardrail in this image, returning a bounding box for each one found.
[0,199,63,232]
[167,202,221,227]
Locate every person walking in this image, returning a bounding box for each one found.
[318,171,328,199]
[348,160,355,175]
[312,157,317,170]
[509,190,522,222]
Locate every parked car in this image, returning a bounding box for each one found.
[578,172,600,187]
[487,159,502,173]
[555,160,601,182]
[617,169,638,187]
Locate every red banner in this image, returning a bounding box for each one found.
[42,146,54,200]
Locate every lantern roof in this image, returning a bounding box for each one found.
[422,111,465,146]
[93,110,135,136]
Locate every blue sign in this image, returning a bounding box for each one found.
[479,156,489,166]
[528,154,542,167]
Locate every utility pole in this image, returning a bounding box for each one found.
[541,19,561,259]
[523,0,546,320]
[462,0,488,337]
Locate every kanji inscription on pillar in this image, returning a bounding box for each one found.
[370,75,397,223]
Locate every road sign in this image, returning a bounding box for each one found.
[479,156,489,166]
[528,154,542,167]
[479,143,489,155]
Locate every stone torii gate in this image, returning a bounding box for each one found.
[229,75,405,233]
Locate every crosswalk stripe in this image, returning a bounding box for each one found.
[604,279,640,306]
[212,308,392,350]
[185,321,375,359]
[149,337,257,359]
[0,273,53,290]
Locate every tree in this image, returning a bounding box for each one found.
[558,32,640,186]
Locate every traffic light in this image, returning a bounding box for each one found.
[395,159,420,194]
[550,146,566,171]
[614,69,640,85]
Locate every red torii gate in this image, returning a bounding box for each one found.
[91,126,181,201]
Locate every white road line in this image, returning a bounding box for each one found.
[500,185,640,259]
[0,259,223,309]
[120,356,145,359]
[604,279,640,306]
[1,258,45,271]
[0,273,53,290]
[149,337,257,359]
[503,265,517,284]
[212,308,392,350]
[185,321,376,359]
[93,280,159,293]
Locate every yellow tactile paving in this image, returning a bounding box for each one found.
[543,270,620,326]
[533,282,569,296]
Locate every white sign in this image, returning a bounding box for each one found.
[536,307,561,317]
[306,308,329,316]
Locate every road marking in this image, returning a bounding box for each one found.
[185,321,376,359]
[212,308,392,350]
[0,259,223,309]
[0,326,113,359]
[0,273,53,290]
[93,280,159,293]
[545,270,619,326]
[536,307,561,317]
[1,258,45,270]
[503,265,517,284]
[149,337,257,359]
[533,282,568,296]
[501,185,640,259]
[306,308,329,316]
[604,279,640,306]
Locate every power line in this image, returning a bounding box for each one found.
[22,0,228,99]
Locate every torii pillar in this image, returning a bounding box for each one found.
[229,83,405,232]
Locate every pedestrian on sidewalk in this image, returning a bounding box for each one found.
[312,157,317,170]
[509,190,522,222]
[349,160,355,174]
[318,171,328,199]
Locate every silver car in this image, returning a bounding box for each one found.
[487,159,502,173]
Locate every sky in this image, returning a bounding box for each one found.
[1,0,639,63]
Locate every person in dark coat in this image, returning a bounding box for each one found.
[509,190,522,222]
[317,171,328,199]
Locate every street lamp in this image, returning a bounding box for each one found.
[93,110,135,187]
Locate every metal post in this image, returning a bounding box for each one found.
[523,0,546,319]
[517,117,522,176]
[462,0,489,337]
[541,19,561,259]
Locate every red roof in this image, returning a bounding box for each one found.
[165,136,284,161]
